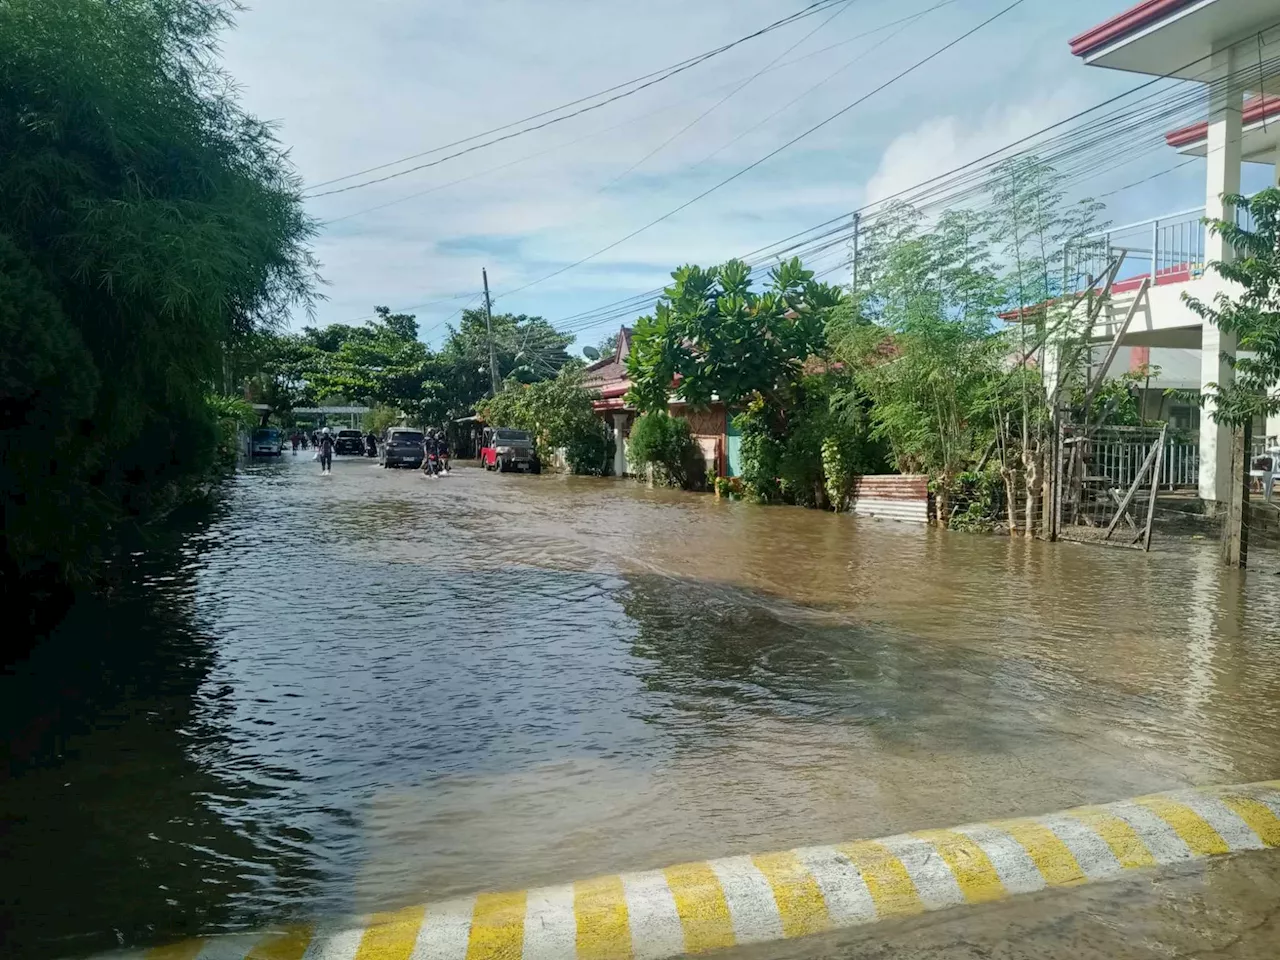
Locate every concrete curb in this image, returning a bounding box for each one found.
[115,781,1280,960]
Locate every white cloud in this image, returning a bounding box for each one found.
[862,87,1093,209]
[213,0,1196,338]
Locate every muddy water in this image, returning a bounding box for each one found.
[3,455,1280,960]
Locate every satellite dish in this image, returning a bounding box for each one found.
[583,346,600,361]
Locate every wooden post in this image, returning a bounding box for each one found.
[1051,420,1065,541]
[1141,424,1167,551]
[1223,422,1251,568]
[1103,437,1161,541]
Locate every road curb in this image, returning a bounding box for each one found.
[117,781,1280,960]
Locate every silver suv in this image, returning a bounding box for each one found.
[380,428,424,468]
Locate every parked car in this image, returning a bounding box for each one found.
[249,426,284,457]
[380,428,425,468]
[334,429,364,456]
[480,427,540,473]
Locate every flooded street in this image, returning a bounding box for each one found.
[4,454,1280,960]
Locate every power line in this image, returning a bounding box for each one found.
[596,0,863,193]
[491,0,1029,304]
[303,0,848,198]
[546,44,1280,338]
[321,0,955,226]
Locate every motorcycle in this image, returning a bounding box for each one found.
[422,451,441,478]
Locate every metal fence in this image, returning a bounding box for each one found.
[1092,439,1198,489]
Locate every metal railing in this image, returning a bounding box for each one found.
[1091,439,1199,489]
[1066,198,1258,295]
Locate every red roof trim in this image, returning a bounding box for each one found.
[1069,0,1197,58]
[1165,95,1280,146]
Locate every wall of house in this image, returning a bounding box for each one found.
[673,403,728,477]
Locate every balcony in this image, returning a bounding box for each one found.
[1067,200,1259,297]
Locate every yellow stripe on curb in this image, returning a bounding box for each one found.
[911,830,1005,904]
[245,925,313,960]
[575,875,633,960]
[751,851,832,938]
[468,890,527,960]
[356,904,428,960]
[1066,808,1156,869]
[988,817,1086,887]
[88,782,1280,960]
[663,861,735,954]
[1136,797,1231,856]
[144,940,205,960]
[837,840,923,919]
[1219,794,1280,846]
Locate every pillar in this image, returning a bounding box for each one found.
[1198,46,1242,505]
[1268,146,1280,448]
[612,412,628,477]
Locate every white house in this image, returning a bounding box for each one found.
[1068,0,1280,505]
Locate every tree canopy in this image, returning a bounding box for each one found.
[1185,188,1280,428]
[626,257,843,412]
[1,0,317,604]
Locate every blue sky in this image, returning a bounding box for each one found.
[219,0,1276,351]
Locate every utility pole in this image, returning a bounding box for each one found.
[482,268,501,394]
[850,211,861,293]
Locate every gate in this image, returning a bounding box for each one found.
[1052,423,1169,549]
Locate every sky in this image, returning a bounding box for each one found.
[217,0,1278,352]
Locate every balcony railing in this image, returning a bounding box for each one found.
[1066,199,1257,295]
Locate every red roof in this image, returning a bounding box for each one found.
[582,326,632,400]
[1165,95,1280,147]
[1069,0,1197,58]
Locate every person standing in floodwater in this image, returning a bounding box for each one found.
[317,428,335,475]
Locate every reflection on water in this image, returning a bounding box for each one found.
[3,456,1280,959]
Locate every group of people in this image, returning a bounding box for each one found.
[421,430,450,478]
[286,425,451,477]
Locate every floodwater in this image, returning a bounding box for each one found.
[3,454,1280,960]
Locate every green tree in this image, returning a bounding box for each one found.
[596,332,619,358]
[988,157,1106,534]
[1185,188,1280,428]
[842,208,1008,525]
[475,368,612,474]
[625,258,842,412]
[1,0,316,607]
[298,309,444,425]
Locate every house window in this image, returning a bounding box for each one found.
[1170,405,1199,431]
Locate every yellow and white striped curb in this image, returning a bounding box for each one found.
[108,781,1280,960]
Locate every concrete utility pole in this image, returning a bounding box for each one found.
[482,268,501,394]
[850,211,861,293]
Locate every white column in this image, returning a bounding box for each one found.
[1268,147,1280,448]
[612,413,628,477]
[1198,46,1242,504]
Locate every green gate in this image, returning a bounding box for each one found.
[725,411,742,478]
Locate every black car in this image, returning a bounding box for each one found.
[380,428,425,468]
[334,429,364,455]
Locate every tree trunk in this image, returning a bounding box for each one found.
[1001,467,1018,535]
[1023,446,1040,539]
[935,475,950,528]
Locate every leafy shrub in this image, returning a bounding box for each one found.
[945,466,1005,533]
[627,411,699,487]
[735,377,886,509]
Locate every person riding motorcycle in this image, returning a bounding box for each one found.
[435,430,451,473]
[364,431,377,457]
[421,430,440,477]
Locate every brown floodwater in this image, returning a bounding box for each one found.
[3,455,1279,960]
